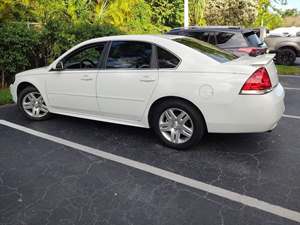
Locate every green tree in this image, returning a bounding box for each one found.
[254,0,283,29]
[204,0,257,26]
[0,23,40,87]
[189,0,206,26]
[146,0,184,30]
[105,0,157,33]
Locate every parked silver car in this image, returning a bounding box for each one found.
[264,34,300,65]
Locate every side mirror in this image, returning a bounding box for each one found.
[55,62,64,71]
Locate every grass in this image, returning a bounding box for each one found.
[276,65,300,76]
[0,88,13,106]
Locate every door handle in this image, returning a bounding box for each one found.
[140,75,155,82]
[81,78,93,81]
[81,75,93,81]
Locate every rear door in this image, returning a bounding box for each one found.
[97,41,158,121]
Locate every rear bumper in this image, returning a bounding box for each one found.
[207,84,285,133]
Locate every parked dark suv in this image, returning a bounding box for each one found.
[167,26,267,57]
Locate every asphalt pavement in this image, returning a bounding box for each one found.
[1,75,300,225]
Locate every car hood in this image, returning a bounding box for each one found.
[16,66,49,77]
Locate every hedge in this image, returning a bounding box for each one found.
[0,21,122,87]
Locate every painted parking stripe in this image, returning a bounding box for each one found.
[280,75,300,78]
[1,119,300,223]
[283,114,300,120]
[284,87,300,91]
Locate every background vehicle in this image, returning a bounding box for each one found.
[10,35,284,149]
[167,26,267,57]
[264,35,300,65]
[268,27,300,37]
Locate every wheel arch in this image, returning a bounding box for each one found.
[17,82,39,97]
[147,96,207,130]
[277,45,298,54]
[16,81,49,107]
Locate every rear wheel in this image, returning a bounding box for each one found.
[18,86,51,121]
[275,48,296,65]
[151,100,206,150]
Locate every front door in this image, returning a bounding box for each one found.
[97,41,158,121]
[46,43,106,115]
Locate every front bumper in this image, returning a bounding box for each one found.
[9,84,17,103]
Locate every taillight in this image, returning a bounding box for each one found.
[238,47,260,56]
[240,67,272,95]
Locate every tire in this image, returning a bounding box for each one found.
[151,99,206,150]
[275,48,296,65]
[18,86,51,121]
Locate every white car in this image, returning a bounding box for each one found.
[10,35,285,149]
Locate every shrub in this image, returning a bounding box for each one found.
[0,21,122,86]
[0,23,40,87]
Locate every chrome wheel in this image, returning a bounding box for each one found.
[22,92,48,118]
[159,108,194,144]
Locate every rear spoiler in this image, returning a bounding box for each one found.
[226,54,276,66]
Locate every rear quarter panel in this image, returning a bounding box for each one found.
[142,66,253,130]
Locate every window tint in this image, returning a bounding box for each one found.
[208,32,216,45]
[106,41,152,69]
[157,47,180,68]
[64,44,105,69]
[215,32,234,44]
[174,37,237,63]
[187,31,209,42]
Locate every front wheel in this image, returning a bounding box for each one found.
[18,86,51,121]
[151,100,206,150]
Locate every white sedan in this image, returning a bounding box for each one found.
[10,35,285,149]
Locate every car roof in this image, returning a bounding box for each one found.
[169,26,254,34]
[82,34,183,44]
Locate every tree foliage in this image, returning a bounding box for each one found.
[204,0,257,26]
[146,0,184,30]
[189,0,206,26]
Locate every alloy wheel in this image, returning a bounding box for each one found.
[159,108,194,144]
[22,92,49,118]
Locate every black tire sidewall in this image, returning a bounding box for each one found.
[276,49,296,65]
[18,86,51,121]
[151,100,206,150]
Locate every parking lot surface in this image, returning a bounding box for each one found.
[1,75,300,225]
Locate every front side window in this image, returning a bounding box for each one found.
[157,47,180,69]
[106,41,152,69]
[64,43,105,70]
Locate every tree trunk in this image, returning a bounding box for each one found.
[1,70,5,88]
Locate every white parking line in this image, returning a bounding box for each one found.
[1,119,300,223]
[284,87,300,91]
[283,114,300,120]
[280,75,300,78]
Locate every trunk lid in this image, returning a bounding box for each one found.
[226,54,279,88]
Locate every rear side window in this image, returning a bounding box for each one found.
[106,41,152,69]
[244,32,263,47]
[157,47,180,69]
[174,37,237,63]
[187,31,209,42]
[215,32,234,44]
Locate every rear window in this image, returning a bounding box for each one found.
[174,37,237,63]
[244,32,263,47]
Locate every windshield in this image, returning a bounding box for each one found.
[174,37,238,63]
